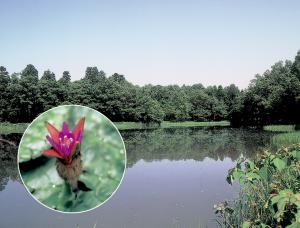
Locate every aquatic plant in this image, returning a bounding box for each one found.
[18,106,126,212]
[43,117,84,163]
[215,144,300,227]
[43,117,84,191]
[272,132,300,149]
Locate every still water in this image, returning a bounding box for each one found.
[0,127,274,228]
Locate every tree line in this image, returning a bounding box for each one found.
[0,50,299,126]
[231,50,300,127]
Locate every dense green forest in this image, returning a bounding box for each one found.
[0,50,300,126]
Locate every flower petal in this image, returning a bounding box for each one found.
[46,135,64,157]
[69,141,79,157]
[62,122,69,134]
[73,117,85,141]
[42,149,63,158]
[45,122,59,144]
[46,135,57,149]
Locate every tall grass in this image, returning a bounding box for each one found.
[272,131,300,149]
[264,124,300,149]
[264,125,295,132]
[0,122,29,134]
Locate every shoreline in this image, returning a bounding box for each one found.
[0,121,230,134]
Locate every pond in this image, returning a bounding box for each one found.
[0,127,275,227]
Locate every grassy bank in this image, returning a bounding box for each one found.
[272,132,300,148]
[115,120,230,130]
[263,124,300,149]
[0,123,29,134]
[264,125,296,132]
[0,121,230,134]
[264,125,300,149]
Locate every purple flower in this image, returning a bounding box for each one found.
[42,117,85,164]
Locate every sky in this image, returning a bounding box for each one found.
[0,0,300,89]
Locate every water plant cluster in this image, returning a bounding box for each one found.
[272,133,300,150]
[263,124,300,150]
[215,144,300,227]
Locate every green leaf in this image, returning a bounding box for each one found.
[259,166,271,181]
[291,150,300,159]
[277,198,287,212]
[247,161,256,170]
[286,222,300,228]
[273,158,286,171]
[271,195,281,205]
[242,221,251,228]
[245,172,260,181]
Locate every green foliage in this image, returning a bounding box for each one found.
[184,84,228,121]
[292,50,300,80]
[37,70,60,111]
[0,66,11,121]
[2,50,300,127]
[18,64,40,122]
[59,71,71,84]
[84,67,100,83]
[21,64,38,81]
[216,145,300,227]
[18,106,125,212]
[0,63,237,124]
[135,94,164,124]
[232,56,300,127]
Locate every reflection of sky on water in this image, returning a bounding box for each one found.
[102,158,238,228]
[0,159,237,228]
[0,128,274,227]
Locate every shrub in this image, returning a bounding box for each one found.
[215,144,300,227]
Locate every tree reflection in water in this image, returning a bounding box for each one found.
[0,134,21,191]
[121,127,274,168]
[0,127,275,191]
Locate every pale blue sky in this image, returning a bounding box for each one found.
[1,0,300,88]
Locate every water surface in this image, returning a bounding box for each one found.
[0,127,274,227]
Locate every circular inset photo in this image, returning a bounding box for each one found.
[18,105,126,213]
